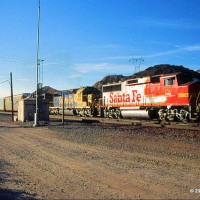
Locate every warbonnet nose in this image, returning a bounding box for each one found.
[120,107,157,119]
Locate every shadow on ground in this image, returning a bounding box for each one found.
[0,160,37,200]
[0,188,37,200]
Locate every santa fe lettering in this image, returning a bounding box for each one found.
[109,91,141,103]
[132,90,141,102]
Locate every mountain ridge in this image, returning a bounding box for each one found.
[93,64,200,90]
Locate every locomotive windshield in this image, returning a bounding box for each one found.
[164,77,175,86]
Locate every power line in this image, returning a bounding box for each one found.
[129,57,144,73]
[0,80,9,85]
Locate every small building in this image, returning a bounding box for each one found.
[18,97,49,122]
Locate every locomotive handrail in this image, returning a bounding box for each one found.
[196,91,200,107]
[188,93,193,103]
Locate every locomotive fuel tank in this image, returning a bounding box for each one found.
[120,107,157,119]
[58,109,77,116]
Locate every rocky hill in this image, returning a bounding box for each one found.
[93,75,125,91]
[93,64,200,90]
[41,86,58,94]
[32,86,58,95]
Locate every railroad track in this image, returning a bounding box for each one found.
[50,115,200,131]
[0,112,199,131]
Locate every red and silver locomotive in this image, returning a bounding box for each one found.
[101,72,200,121]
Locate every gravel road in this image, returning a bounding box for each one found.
[0,117,200,199]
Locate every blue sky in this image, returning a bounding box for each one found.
[0,0,200,97]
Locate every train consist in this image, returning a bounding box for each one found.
[0,93,31,112]
[50,72,200,121]
[0,72,199,122]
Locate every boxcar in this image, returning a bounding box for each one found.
[0,93,31,112]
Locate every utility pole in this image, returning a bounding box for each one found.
[34,0,40,127]
[10,72,14,122]
[62,93,65,125]
[39,59,44,86]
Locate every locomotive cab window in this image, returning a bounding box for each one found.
[164,77,175,86]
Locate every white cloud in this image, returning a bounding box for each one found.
[144,45,200,58]
[84,44,121,50]
[102,44,200,60]
[43,61,66,67]
[73,63,115,73]
[68,74,82,78]
[182,45,200,51]
[135,18,200,30]
[71,62,143,76]
[103,56,132,60]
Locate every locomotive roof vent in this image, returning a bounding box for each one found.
[126,76,151,85]
[102,83,121,92]
[127,79,138,84]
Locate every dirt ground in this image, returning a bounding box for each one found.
[0,118,200,199]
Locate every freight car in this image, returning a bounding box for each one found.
[49,87,101,117]
[101,72,200,121]
[0,93,31,112]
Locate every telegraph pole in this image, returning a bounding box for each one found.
[34,0,40,127]
[10,72,14,122]
[62,93,65,125]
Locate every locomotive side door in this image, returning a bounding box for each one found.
[160,75,178,106]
